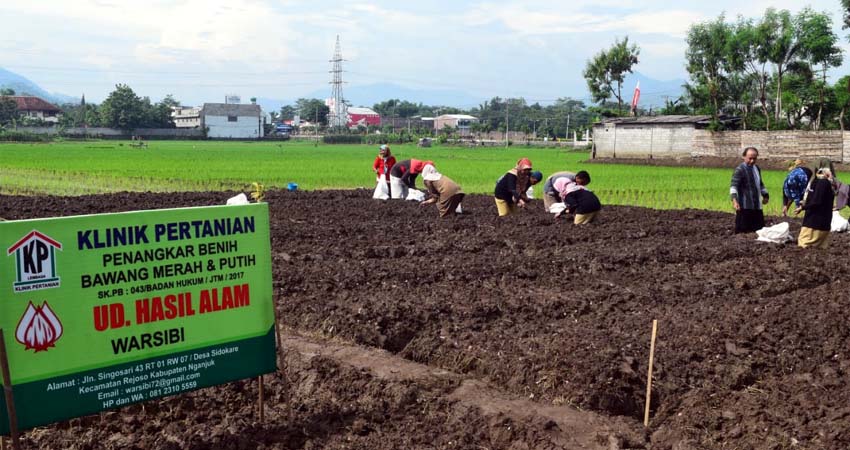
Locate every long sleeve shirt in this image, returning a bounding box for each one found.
[782,167,809,207]
[730,163,768,210]
[802,177,835,231]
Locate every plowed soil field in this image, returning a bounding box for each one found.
[2,190,849,450]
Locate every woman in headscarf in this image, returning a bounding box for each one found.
[797,167,835,249]
[372,144,396,199]
[781,158,811,216]
[420,164,465,217]
[494,158,543,216]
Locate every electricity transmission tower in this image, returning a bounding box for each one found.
[328,35,347,128]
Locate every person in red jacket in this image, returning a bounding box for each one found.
[372,145,396,199]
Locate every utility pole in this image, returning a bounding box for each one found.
[566,113,571,140]
[505,102,509,148]
[315,108,319,147]
[328,35,346,129]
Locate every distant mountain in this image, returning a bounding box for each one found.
[0,68,78,105]
[620,72,687,110]
[257,76,685,115]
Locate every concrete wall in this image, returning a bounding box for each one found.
[595,124,850,162]
[204,115,263,139]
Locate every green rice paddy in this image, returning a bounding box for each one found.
[0,140,791,215]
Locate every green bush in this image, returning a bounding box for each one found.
[0,130,51,142]
[322,134,363,144]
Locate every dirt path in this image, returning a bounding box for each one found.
[283,332,646,449]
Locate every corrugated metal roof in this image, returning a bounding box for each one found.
[348,107,379,115]
[437,114,478,120]
[201,103,261,117]
[598,115,714,125]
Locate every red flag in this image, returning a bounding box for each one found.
[630,81,641,115]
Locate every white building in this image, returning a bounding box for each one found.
[434,114,478,136]
[171,106,201,128]
[200,103,264,139]
[9,96,61,124]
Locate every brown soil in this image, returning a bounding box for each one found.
[2,190,849,449]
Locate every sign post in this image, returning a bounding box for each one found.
[0,203,277,434]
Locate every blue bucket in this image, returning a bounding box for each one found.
[287,182,298,192]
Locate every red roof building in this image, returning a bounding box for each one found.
[347,107,381,128]
[6,96,62,123]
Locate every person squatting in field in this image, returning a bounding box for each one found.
[542,171,576,212]
[730,147,769,234]
[494,158,542,216]
[420,164,465,217]
[389,158,434,199]
[372,145,396,199]
[555,171,601,224]
[797,167,835,248]
[782,159,812,217]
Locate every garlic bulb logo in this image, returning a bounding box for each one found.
[15,301,64,352]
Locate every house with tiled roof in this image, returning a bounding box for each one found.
[7,96,62,123]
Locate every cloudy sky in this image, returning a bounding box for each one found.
[2,0,849,106]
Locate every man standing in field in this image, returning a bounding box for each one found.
[730,147,769,233]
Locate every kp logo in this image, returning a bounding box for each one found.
[7,230,62,292]
[16,301,63,352]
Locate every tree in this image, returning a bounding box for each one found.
[795,8,842,129]
[295,98,329,125]
[686,16,734,122]
[0,96,18,126]
[279,105,296,121]
[583,37,640,114]
[842,0,850,32]
[833,76,850,130]
[0,88,15,96]
[727,17,773,128]
[100,84,145,131]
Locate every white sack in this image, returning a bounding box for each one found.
[549,202,567,214]
[831,210,849,232]
[226,193,249,205]
[455,203,463,214]
[373,179,390,200]
[406,189,426,202]
[755,222,793,244]
[526,186,535,199]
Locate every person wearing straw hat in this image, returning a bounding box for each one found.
[796,167,835,248]
[420,164,465,217]
[494,158,542,216]
[781,158,811,216]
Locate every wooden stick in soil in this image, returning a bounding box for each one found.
[0,331,21,450]
[258,376,264,423]
[644,319,658,427]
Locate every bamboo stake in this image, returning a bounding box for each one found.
[644,319,658,427]
[273,307,284,373]
[0,331,21,450]
[257,376,264,423]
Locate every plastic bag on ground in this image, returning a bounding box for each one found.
[456,203,463,214]
[831,210,849,232]
[373,180,390,200]
[226,193,249,205]
[549,202,567,214]
[406,189,426,202]
[755,222,793,244]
